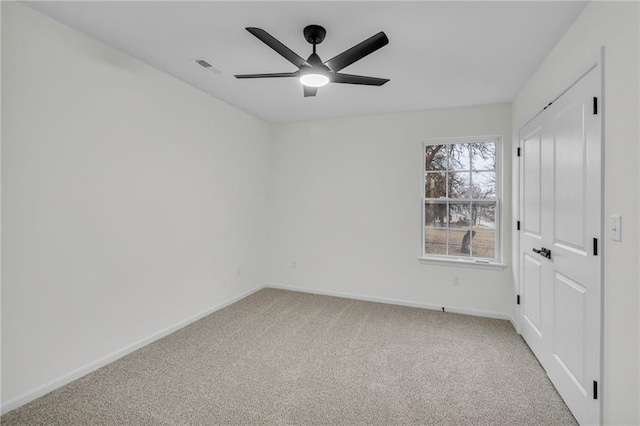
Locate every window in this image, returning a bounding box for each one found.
[421,137,502,266]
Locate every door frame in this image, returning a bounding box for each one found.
[515,47,604,424]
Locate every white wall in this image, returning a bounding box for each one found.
[512,2,640,423]
[1,2,270,408]
[267,104,514,317]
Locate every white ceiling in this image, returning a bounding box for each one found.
[26,1,587,123]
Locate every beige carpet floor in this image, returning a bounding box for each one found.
[2,288,577,425]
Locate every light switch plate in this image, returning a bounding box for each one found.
[611,215,621,241]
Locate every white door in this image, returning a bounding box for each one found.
[519,116,548,366]
[519,63,602,426]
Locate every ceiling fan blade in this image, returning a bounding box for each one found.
[304,86,318,97]
[324,32,389,73]
[246,27,308,69]
[331,73,389,86]
[234,72,298,79]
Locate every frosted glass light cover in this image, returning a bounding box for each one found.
[299,74,329,87]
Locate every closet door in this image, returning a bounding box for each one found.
[519,63,602,426]
[519,115,550,368]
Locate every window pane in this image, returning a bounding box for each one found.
[471,230,496,259]
[425,172,446,198]
[471,171,496,199]
[425,227,447,255]
[448,144,470,170]
[425,145,447,171]
[471,142,496,171]
[425,202,447,227]
[448,229,472,257]
[472,202,496,229]
[449,172,470,199]
[448,202,471,228]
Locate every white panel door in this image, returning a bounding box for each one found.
[519,119,549,366]
[519,63,602,425]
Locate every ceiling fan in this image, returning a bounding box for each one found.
[234,25,390,97]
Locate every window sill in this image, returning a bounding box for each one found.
[418,257,507,271]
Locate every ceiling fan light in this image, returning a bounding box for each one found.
[299,73,329,87]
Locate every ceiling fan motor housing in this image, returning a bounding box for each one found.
[305,53,326,67]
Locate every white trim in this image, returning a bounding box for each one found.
[266,283,512,321]
[514,48,604,131]
[508,316,518,332]
[596,46,605,426]
[422,134,504,145]
[417,256,507,270]
[0,284,264,415]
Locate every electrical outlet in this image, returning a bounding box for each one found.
[236,266,241,277]
[292,261,297,270]
[453,276,460,286]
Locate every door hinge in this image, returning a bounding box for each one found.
[517,147,521,157]
[593,238,598,256]
[593,381,598,399]
[516,220,521,231]
[517,295,520,305]
[593,97,598,115]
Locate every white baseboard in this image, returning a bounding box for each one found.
[508,316,518,332]
[1,284,264,415]
[266,283,512,321]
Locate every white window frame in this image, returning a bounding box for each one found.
[419,136,506,270]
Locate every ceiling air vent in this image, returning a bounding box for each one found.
[194,59,222,74]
